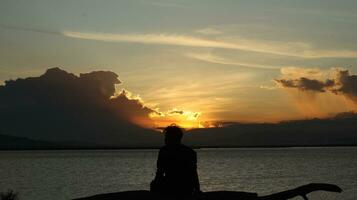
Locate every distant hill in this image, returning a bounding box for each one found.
[0,134,56,150]
[1,112,357,150]
[184,112,357,147]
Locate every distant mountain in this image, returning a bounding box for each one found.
[0,134,56,150]
[184,112,357,147]
[2,112,357,149]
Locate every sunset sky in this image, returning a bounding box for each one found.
[1,0,357,128]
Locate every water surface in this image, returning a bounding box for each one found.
[0,147,356,200]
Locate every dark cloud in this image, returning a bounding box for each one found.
[0,68,162,146]
[168,110,185,115]
[334,70,357,100]
[275,69,357,101]
[275,78,334,92]
[110,90,159,124]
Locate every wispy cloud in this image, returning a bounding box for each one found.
[187,53,280,70]
[195,28,223,35]
[3,25,357,59]
[280,66,326,79]
[62,31,243,49]
[260,85,278,90]
[62,31,357,58]
[1,25,62,35]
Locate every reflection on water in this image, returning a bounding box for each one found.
[0,147,356,200]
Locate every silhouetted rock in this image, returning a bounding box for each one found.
[73,183,342,200]
[0,190,18,200]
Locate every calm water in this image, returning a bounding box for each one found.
[0,147,356,200]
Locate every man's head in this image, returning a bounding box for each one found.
[163,125,183,145]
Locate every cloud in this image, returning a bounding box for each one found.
[259,85,278,90]
[0,67,206,145]
[3,25,357,58]
[64,31,332,58]
[275,68,357,101]
[195,28,223,35]
[0,68,162,146]
[150,108,202,129]
[275,77,335,92]
[280,67,323,79]
[187,53,280,69]
[61,30,357,58]
[168,110,184,115]
[334,69,357,100]
[166,109,201,120]
[110,89,160,126]
[62,31,245,50]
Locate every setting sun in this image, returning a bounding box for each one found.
[149,109,202,129]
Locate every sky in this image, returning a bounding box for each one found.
[1,0,357,128]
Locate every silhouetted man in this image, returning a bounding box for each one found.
[151,125,201,198]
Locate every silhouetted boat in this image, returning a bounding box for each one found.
[73,183,342,200]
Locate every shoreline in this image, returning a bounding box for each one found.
[1,144,357,151]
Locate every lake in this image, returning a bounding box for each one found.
[0,147,356,200]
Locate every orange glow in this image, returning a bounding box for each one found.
[286,89,355,119]
[149,109,205,129]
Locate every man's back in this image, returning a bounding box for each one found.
[152,125,200,197]
[156,144,198,196]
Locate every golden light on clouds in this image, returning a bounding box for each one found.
[285,89,355,119]
[276,67,357,119]
[149,108,203,129]
[112,89,206,129]
[112,65,357,130]
[187,53,280,69]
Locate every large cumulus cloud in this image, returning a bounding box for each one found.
[275,68,357,102]
[110,89,160,126]
[0,68,161,146]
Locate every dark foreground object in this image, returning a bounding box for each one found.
[73,183,342,200]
